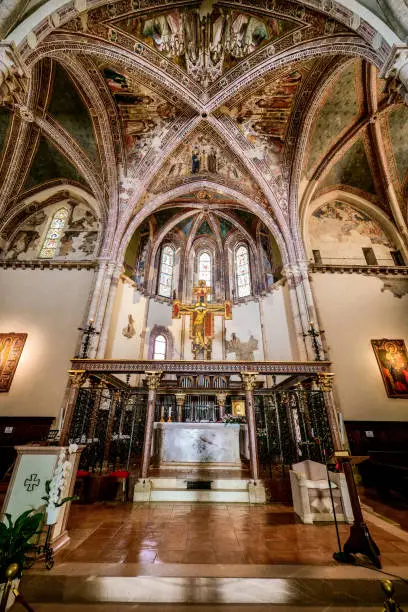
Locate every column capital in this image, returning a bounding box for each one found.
[0,42,28,106]
[67,369,87,388]
[316,372,335,392]
[174,392,186,406]
[216,391,228,404]
[241,372,259,391]
[145,370,163,390]
[380,45,408,104]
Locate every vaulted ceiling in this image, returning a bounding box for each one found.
[0,0,407,263]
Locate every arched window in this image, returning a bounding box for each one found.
[153,335,166,360]
[39,208,69,259]
[198,251,212,287]
[158,244,175,297]
[235,244,251,298]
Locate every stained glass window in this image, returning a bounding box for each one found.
[158,245,175,297]
[236,244,251,298]
[198,251,212,287]
[39,208,69,259]
[153,335,166,360]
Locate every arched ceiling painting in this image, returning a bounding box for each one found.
[0,0,407,259]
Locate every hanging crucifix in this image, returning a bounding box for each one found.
[172,280,232,360]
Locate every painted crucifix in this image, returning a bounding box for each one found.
[172,280,232,360]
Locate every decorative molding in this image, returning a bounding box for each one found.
[70,358,331,376]
[310,263,408,275]
[0,258,97,270]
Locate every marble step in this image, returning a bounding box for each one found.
[150,488,250,502]
[21,574,408,606]
[151,478,250,490]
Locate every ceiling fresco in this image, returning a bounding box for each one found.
[47,63,100,169]
[101,65,181,166]
[387,105,408,185]
[114,6,298,88]
[219,65,309,179]
[306,61,361,175]
[148,125,266,203]
[0,107,11,160]
[23,135,88,192]
[0,0,407,259]
[318,138,377,197]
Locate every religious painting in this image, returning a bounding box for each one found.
[371,339,408,398]
[232,400,246,417]
[0,333,27,392]
[115,8,297,86]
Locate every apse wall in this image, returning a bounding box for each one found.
[312,272,408,421]
[0,268,94,417]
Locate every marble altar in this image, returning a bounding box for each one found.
[153,422,245,465]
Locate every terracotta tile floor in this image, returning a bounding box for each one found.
[54,502,408,566]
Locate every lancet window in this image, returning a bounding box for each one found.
[198,251,212,288]
[39,208,69,258]
[158,244,175,297]
[153,335,167,360]
[235,244,251,298]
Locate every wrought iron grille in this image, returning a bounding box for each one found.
[256,388,333,468]
[70,386,146,472]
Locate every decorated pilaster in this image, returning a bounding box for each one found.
[241,372,259,481]
[60,370,88,446]
[140,371,163,478]
[282,261,325,361]
[216,391,227,421]
[316,372,342,451]
[175,393,185,422]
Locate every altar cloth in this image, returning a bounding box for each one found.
[153,422,242,465]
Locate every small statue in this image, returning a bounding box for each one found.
[122,314,136,339]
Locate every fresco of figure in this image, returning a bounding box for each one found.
[207,147,217,173]
[192,149,200,173]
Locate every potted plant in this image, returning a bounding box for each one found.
[0,510,43,610]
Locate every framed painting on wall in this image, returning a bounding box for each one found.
[0,333,27,392]
[371,339,408,399]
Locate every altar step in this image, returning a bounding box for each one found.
[134,477,266,503]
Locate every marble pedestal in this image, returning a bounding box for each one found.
[153,422,242,466]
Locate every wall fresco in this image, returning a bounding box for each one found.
[4,202,99,261]
[0,107,11,158]
[309,200,395,265]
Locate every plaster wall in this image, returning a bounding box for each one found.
[145,298,182,359]
[225,300,264,361]
[261,285,297,361]
[104,278,147,359]
[0,268,93,417]
[312,272,408,421]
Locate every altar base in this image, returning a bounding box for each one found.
[133,476,266,504]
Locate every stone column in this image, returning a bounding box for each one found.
[241,372,260,481]
[60,370,88,446]
[316,372,343,451]
[175,393,185,422]
[140,371,163,478]
[216,392,227,421]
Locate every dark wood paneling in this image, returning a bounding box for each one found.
[0,417,54,479]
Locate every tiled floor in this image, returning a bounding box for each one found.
[54,502,408,567]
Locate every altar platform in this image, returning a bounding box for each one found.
[135,422,259,503]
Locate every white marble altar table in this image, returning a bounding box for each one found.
[153,423,248,465]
